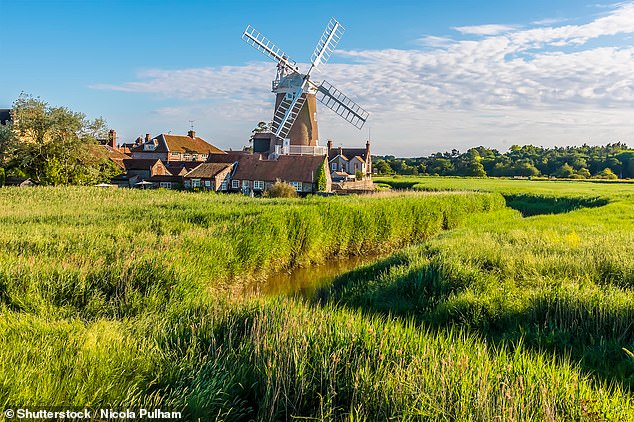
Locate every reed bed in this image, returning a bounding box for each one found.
[0,184,632,420]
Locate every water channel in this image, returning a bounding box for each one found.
[244,254,384,298]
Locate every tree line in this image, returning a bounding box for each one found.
[0,94,120,186]
[374,143,634,179]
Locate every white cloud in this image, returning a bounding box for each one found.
[453,24,518,36]
[94,2,634,156]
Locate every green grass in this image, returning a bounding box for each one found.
[0,183,633,420]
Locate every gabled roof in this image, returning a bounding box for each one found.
[184,163,232,179]
[328,148,368,162]
[351,155,366,163]
[166,161,203,176]
[205,151,254,163]
[329,154,348,162]
[130,134,225,155]
[123,158,162,171]
[232,155,326,184]
[102,145,130,169]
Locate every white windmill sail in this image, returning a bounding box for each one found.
[241,18,369,141]
[317,81,369,129]
[310,18,345,70]
[242,25,296,72]
[272,83,307,139]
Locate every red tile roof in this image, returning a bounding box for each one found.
[184,163,232,179]
[232,155,326,184]
[130,134,225,155]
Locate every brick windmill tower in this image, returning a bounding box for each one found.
[242,18,369,152]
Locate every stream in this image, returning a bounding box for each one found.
[245,254,383,298]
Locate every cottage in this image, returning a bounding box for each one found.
[182,163,234,191]
[122,158,170,180]
[228,154,331,194]
[327,141,372,181]
[130,131,225,162]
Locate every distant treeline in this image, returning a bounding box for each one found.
[374,143,634,179]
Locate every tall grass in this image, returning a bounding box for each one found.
[1,183,633,419]
[324,185,634,391]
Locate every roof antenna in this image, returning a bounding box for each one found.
[188,120,195,131]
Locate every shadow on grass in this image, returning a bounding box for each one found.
[503,194,609,216]
[314,252,634,390]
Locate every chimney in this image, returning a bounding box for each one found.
[188,130,196,138]
[145,133,151,142]
[108,129,117,150]
[338,146,343,156]
[135,136,142,145]
[327,140,333,150]
[366,140,371,158]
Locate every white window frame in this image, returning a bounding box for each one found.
[242,180,249,188]
[253,180,264,190]
[221,180,228,191]
[232,180,240,189]
[160,182,172,189]
[171,152,180,157]
[291,181,302,192]
[192,179,200,188]
[204,180,211,187]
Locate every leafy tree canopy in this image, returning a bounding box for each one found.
[1,94,119,185]
[373,142,631,179]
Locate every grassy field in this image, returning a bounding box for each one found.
[1,182,633,420]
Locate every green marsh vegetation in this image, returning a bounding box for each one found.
[0,182,633,420]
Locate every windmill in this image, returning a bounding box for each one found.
[242,18,369,151]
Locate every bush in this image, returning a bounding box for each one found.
[263,180,298,198]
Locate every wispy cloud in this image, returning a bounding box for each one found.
[452,24,518,36]
[94,2,634,155]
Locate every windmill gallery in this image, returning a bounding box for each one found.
[102,19,373,194]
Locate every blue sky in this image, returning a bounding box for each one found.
[3,0,634,156]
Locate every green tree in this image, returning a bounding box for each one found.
[314,161,328,191]
[555,163,575,178]
[594,168,618,180]
[374,160,394,174]
[4,94,112,185]
[575,168,591,179]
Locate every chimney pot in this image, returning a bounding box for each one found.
[188,130,196,138]
[327,140,333,150]
[145,133,151,142]
[108,129,117,150]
